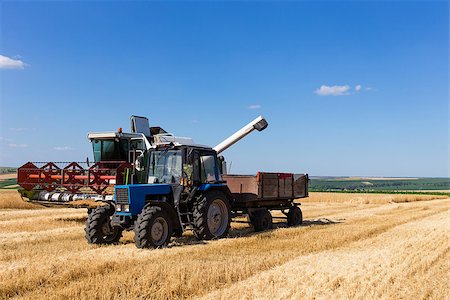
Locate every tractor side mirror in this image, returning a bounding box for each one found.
[218,156,227,175]
[135,153,145,171]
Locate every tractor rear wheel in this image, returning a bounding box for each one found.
[134,205,173,248]
[250,209,273,232]
[85,203,123,244]
[192,191,231,240]
[287,206,303,226]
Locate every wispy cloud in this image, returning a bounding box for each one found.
[247,104,262,109]
[0,54,26,70]
[8,143,28,148]
[315,84,375,96]
[315,85,351,96]
[9,127,29,132]
[0,137,13,142]
[53,146,72,151]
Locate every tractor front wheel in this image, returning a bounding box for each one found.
[134,205,173,249]
[85,203,123,244]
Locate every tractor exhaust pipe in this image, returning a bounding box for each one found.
[213,115,268,154]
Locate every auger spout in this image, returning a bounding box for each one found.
[213,115,268,154]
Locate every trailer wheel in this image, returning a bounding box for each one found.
[287,206,303,226]
[134,205,173,248]
[85,203,123,244]
[251,209,273,232]
[193,191,231,240]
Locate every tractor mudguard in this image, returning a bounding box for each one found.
[196,183,234,205]
[141,201,182,234]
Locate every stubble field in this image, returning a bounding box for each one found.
[0,189,448,299]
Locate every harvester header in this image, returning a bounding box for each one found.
[17,161,132,202]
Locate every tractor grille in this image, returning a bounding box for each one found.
[115,188,129,204]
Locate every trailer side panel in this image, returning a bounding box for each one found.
[224,172,308,209]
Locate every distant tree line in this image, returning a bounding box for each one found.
[0,167,17,174]
[310,178,450,191]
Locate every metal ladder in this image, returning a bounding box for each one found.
[176,206,193,231]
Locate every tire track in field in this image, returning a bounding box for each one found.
[200,207,450,300]
[0,208,83,221]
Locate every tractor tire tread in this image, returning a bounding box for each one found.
[85,203,122,244]
[134,205,172,249]
[192,191,231,241]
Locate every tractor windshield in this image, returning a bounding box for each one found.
[148,149,182,184]
[92,139,129,162]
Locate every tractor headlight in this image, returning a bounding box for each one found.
[124,204,130,212]
[116,205,121,212]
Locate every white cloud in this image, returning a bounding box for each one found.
[0,55,26,70]
[8,143,28,148]
[53,146,72,151]
[355,85,362,92]
[315,85,351,96]
[247,104,262,109]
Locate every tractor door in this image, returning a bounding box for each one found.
[188,149,221,184]
[130,138,148,183]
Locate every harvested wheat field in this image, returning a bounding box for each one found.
[0,190,448,300]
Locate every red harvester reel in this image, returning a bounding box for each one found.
[17,161,132,195]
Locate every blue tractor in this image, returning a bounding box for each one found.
[85,116,270,248]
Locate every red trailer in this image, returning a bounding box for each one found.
[224,172,309,231]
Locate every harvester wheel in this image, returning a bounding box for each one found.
[134,205,173,248]
[251,209,273,232]
[85,203,123,244]
[192,191,231,240]
[287,206,303,226]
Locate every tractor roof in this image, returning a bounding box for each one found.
[152,133,211,149]
[87,131,144,140]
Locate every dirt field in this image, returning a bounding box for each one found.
[0,173,16,180]
[0,190,448,300]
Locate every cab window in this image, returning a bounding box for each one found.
[92,139,129,162]
[200,154,219,182]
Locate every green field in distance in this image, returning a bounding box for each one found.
[310,177,450,195]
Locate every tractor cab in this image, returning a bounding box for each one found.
[106,143,230,246]
[146,145,222,186]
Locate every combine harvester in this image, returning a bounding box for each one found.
[17,116,308,248]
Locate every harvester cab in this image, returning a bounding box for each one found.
[87,131,149,184]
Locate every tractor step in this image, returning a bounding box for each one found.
[177,210,194,229]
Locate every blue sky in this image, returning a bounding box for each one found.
[0,1,448,177]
